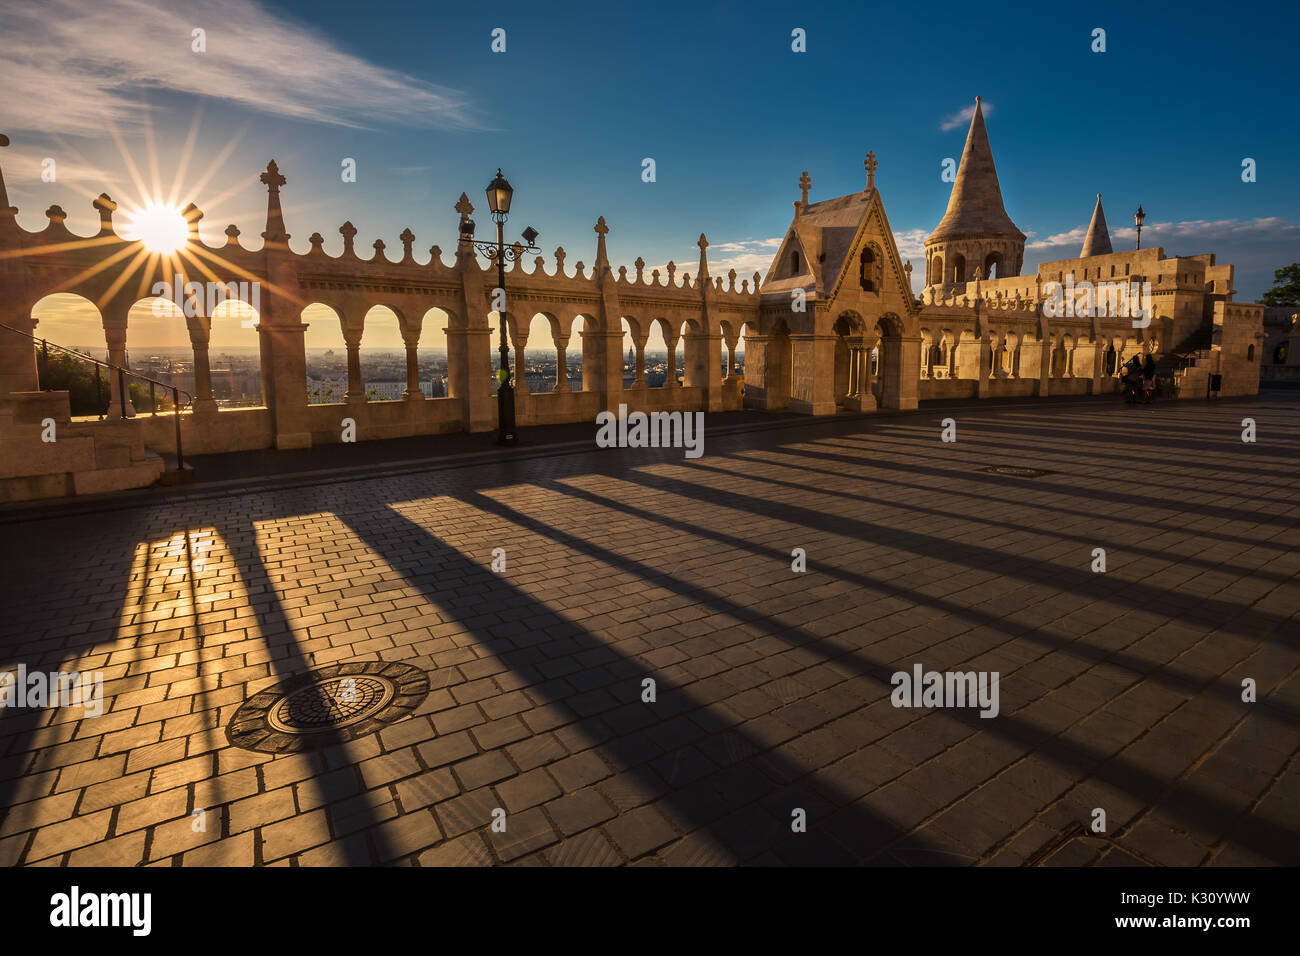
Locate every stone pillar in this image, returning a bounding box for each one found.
[102,309,137,420]
[664,332,680,388]
[1037,339,1051,397]
[977,333,992,398]
[403,330,423,400]
[0,307,38,398]
[634,335,648,386]
[1091,341,1104,394]
[554,334,571,392]
[949,338,959,378]
[788,333,837,415]
[591,327,625,408]
[344,328,365,403]
[887,335,922,410]
[687,329,724,411]
[844,345,876,412]
[187,316,218,416]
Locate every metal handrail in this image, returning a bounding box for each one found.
[0,322,193,471]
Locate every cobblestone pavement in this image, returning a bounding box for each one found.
[1,393,1297,867]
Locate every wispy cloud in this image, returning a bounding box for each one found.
[0,0,481,137]
[940,101,990,132]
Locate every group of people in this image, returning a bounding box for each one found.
[1122,353,1158,402]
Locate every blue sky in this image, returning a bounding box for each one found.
[3,0,1298,348]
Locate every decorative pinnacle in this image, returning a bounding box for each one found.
[594,216,609,236]
[260,159,286,192]
[454,192,474,218]
[697,233,708,251]
[865,151,878,191]
[798,170,811,206]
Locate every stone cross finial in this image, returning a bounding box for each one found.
[798,170,811,207]
[225,224,241,243]
[697,233,708,252]
[634,257,645,282]
[904,259,912,280]
[182,202,203,240]
[260,160,286,192]
[339,220,357,255]
[93,193,117,232]
[400,228,415,259]
[594,216,609,236]
[454,192,474,218]
[865,151,878,191]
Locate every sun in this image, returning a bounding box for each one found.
[125,202,189,253]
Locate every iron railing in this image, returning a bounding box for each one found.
[0,322,193,471]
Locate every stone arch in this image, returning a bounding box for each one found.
[984,251,1003,280]
[952,254,967,284]
[301,303,346,405]
[28,293,111,416]
[650,316,680,388]
[355,306,404,402]
[522,312,561,394]
[930,253,944,286]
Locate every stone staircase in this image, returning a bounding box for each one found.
[1156,324,1215,398]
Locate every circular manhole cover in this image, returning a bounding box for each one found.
[226,662,429,754]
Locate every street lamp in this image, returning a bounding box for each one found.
[1134,204,1145,250]
[463,169,540,445]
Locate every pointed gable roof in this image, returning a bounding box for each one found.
[928,97,1023,242]
[762,176,918,316]
[1080,193,1113,257]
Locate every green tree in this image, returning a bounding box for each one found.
[1262,263,1300,306]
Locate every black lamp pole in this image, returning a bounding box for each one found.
[465,169,540,446]
[1134,204,1145,250]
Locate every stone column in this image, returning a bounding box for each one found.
[187,316,218,416]
[1037,339,1051,397]
[402,329,423,400]
[977,333,992,398]
[102,307,137,420]
[634,335,648,387]
[554,334,571,392]
[1091,341,1104,394]
[949,337,959,378]
[344,327,365,403]
[664,332,680,388]
[889,335,922,410]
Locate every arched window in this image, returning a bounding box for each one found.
[859,247,876,292]
[792,250,801,273]
[984,252,1001,280]
[953,254,966,284]
[1247,344,1255,361]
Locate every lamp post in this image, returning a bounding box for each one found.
[460,169,540,445]
[1134,204,1145,250]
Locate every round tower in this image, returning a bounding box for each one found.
[924,97,1025,289]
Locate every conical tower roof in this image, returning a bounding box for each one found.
[1080,193,1113,257]
[928,97,1023,242]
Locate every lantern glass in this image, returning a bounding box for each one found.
[486,169,513,216]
